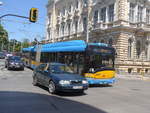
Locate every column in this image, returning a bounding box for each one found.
[148,42,150,60]
[116,0,128,25]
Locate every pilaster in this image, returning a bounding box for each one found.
[116,0,129,25]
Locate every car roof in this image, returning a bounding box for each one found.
[8,56,21,59]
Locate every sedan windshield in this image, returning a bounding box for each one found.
[9,56,21,61]
[51,65,74,74]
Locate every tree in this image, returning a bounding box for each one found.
[0,24,8,51]
[22,38,30,48]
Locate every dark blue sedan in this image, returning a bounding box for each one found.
[32,63,88,94]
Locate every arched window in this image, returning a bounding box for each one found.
[108,38,113,46]
[128,38,132,58]
[145,41,149,60]
[136,40,141,59]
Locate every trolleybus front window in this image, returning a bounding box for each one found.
[86,55,113,72]
[86,46,115,73]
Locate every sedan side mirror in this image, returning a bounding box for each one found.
[44,70,51,75]
[44,70,49,73]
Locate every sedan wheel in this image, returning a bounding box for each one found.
[33,77,38,86]
[48,81,56,94]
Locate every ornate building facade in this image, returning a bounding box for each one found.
[46,0,150,74]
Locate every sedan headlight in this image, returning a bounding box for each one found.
[59,80,70,85]
[82,80,88,84]
[10,62,14,65]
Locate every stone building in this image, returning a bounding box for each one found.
[46,0,150,74]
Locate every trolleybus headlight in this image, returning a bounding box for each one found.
[59,80,70,85]
[82,80,88,84]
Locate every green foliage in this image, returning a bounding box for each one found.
[22,38,30,48]
[0,24,8,51]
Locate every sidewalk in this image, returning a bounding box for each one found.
[116,73,150,81]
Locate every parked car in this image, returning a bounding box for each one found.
[5,56,24,70]
[33,63,89,94]
[0,53,5,59]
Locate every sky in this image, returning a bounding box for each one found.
[0,0,48,42]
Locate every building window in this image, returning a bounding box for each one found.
[145,41,149,60]
[128,39,132,58]
[136,40,141,59]
[75,20,78,33]
[69,5,72,13]
[83,0,87,7]
[76,0,79,9]
[128,68,133,74]
[68,23,71,35]
[57,26,60,36]
[83,17,87,31]
[57,10,61,16]
[101,7,106,22]
[62,24,65,36]
[101,39,104,43]
[108,4,114,22]
[48,13,51,25]
[94,10,98,27]
[108,38,113,46]
[47,28,51,39]
[137,6,143,22]
[63,7,66,16]
[129,3,135,22]
[146,9,150,24]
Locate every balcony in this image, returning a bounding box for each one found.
[129,22,150,31]
[93,21,108,30]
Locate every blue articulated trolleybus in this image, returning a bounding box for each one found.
[22,40,116,85]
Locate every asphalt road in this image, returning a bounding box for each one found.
[0,59,150,113]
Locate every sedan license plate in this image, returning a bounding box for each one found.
[16,65,20,68]
[73,86,83,89]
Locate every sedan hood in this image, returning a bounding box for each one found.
[51,73,85,81]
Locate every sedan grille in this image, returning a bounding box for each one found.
[70,80,82,85]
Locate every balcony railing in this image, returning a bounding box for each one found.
[129,22,150,30]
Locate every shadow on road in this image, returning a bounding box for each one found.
[0,91,108,113]
[89,84,113,88]
[37,84,87,97]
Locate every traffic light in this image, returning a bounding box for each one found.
[29,8,38,23]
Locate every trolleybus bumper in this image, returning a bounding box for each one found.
[86,78,116,85]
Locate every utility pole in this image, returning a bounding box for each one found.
[13,40,15,52]
[86,1,89,43]
[20,42,22,53]
[86,0,92,43]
